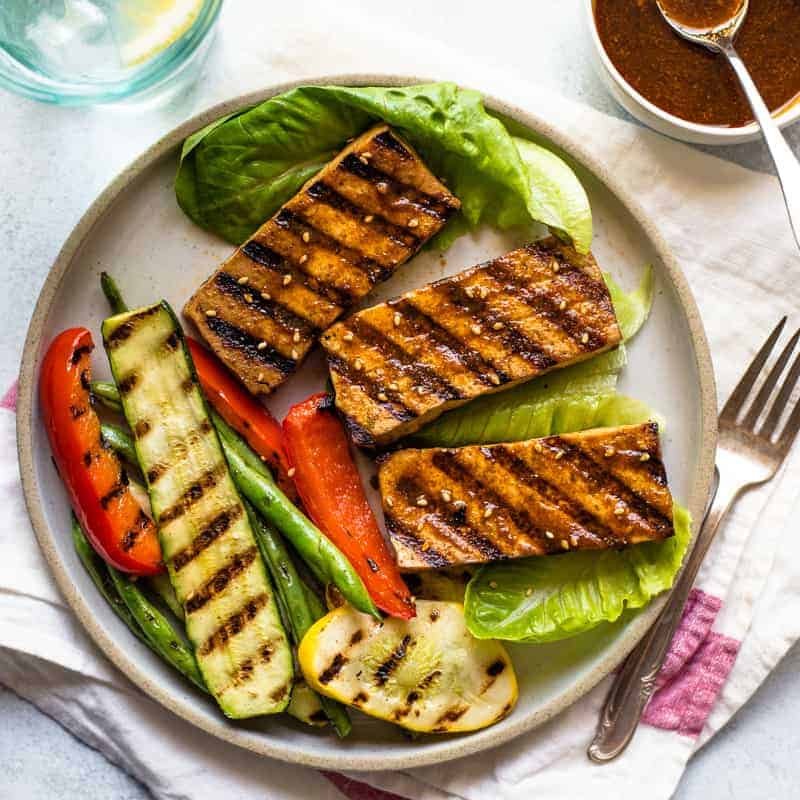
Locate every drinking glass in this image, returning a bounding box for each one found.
[0,0,222,105]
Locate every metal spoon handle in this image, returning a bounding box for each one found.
[722,43,800,250]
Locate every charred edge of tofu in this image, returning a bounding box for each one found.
[322,237,623,448]
[378,423,674,570]
[183,123,459,398]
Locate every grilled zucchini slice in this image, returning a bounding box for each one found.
[299,600,517,733]
[287,680,329,728]
[102,302,292,718]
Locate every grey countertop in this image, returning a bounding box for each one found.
[2,1,799,797]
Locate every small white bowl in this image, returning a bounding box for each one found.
[583,0,800,145]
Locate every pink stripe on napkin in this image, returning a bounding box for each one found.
[1,380,17,412]
[656,588,722,688]
[643,631,740,737]
[323,771,408,800]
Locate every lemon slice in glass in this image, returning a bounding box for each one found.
[117,0,203,67]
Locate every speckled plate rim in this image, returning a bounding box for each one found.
[17,73,717,771]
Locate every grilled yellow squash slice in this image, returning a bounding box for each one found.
[298,600,517,733]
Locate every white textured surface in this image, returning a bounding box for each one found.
[2,0,800,797]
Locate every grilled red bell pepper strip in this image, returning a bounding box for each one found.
[185,338,298,502]
[283,393,415,619]
[40,328,162,575]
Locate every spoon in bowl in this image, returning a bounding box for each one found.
[657,0,800,250]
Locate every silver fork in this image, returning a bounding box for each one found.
[588,317,800,763]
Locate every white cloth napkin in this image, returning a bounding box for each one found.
[3,2,800,799]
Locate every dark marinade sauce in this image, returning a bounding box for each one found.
[595,0,800,127]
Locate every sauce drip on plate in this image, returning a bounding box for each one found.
[595,0,800,127]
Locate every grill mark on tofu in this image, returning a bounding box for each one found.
[305,182,421,250]
[438,282,556,371]
[205,315,296,376]
[198,592,271,656]
[374,130,413,159]
[339,154,452,221]
[383,514,451,567]
[241,239,352,308]
[170,505,244,571]
[274,208,392,285]
[394,475,504,561]
[485,260,607,351]
[105,305,161,348]
[340,412,383,449]
[526,240,614,306]
[184,546,258,615]
[390,299,500,386]
[551,438,674,535]
[374,634,412,686]
[431,451,549,544]
[158,462,227,525]
[214,271,319,340]
[120,509,151,553]
[483,445,613,547]
[327,354,417,423]
[346,317,463,402]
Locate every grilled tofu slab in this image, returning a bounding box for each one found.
[378,423,674,570]
[321,238,622,448]
[185,124,459,397]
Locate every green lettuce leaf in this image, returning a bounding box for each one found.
[606,266,654,341]
[175,83,592,252]
[464,504,690,643]
[410,267,654,448]
[514,138,592,254]
[410,348,625,448]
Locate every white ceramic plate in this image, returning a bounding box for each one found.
[17,75,717,771]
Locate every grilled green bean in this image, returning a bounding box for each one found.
[73,515,207,692]
[108,567,206,692]
[91,380,123,413]
[71,514,146,645]
[219,433,379,619]
[100,422,138,467]
[148,572,184,621]
[246,502,351,736]
[246,501,316,644]
[101,272,129,315]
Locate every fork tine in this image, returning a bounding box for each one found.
[720,317,787,422]
[777,391,800,454]
[762,334,800,438]
[743,329,800,430]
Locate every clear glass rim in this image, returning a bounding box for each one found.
[0,0,223,105]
